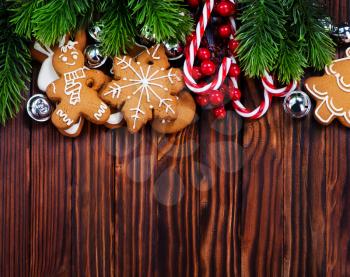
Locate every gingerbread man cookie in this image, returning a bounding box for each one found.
[46,41,111,137]
[305,48,350,127]
[100,44,184,133]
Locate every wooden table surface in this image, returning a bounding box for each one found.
[1,1,350,276]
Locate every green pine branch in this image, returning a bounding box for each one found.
[32,0,92,45]
[128,0,193,43]
[8,0,44,39]
[0,3,31,125]
[99,0,136,56]
[236,0,286,79]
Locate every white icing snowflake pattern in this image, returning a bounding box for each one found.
[101,45,183,131]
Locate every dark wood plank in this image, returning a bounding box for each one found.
[322,2,350,276]
[0,98,31,275]
[283,115,327,276]
[325,124,350,276]
[241,80,284,276]
[199,111,241,277]
[156,123,200,277]
[30,66,73,276]
[71,124,115,277]
[114,126,157,277]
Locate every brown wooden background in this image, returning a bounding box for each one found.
[1,1,350,276]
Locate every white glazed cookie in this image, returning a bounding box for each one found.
[305,48,350,127]
[46,41,111,137]
[100,44,184,133]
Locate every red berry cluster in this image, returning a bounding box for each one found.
[186,0,241,119]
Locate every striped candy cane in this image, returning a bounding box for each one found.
[183,0,297,118]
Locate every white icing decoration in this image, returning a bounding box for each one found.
[94,103,108,120]
[63,117,82,135]
[38,56,59,92]
[104,56,179,129]
[64,68,85,105]
[56,109,73,126]
[107,112,123,125]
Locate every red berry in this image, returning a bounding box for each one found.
[187,0,200,8]
[196,95,209,107]
[208,90,224,106]
[197,48,211,61]
[192,66,203,80]
[217,24,232,38]
[229,64,241,77]
[213,106,227,119]
[215,1,236,17]
[227,87,241,100]
[228,39,239,53]
[200,60,216,76]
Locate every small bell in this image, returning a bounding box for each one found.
[84,44,107,68]
[333,23,350,44]
[283,91,311,118]
[88,24,103,42]
[163,41,184,61]
[319,17,336,34]
[135,27,156,48]
[26,94,52,122]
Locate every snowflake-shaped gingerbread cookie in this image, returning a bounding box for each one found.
[100,44,184,133]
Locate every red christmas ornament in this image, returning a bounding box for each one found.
[192,66,203,80]
[187,0,200,8]
[208,90,224,106]
[196,95,209,107]
[228,39,239,53]
[217,24,232,38]
[213,106,227,119]
[228,87,241,100]
[200,60,216,76]
[197,48,211,61]
[229,64,241,77]
[215,1,236,17]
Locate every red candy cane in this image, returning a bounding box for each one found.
[183,0,297,118]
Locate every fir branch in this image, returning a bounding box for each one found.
[99,0,136,56]
[8,0,44,39]
[32,0,92,45]
[128,0,193,43]
[0,3,31,125]
[236,0,286,79]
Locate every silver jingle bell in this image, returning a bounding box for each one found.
[283,91,311,118]
[319,17,336,34]
[88,24,103,42]
[26,94,52,122]
[84,44,107,69]
[135,27,156,48]
[333,23,350,44]
[164,41,184,61]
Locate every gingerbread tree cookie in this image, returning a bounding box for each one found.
[305,48,350,127]
[100,44,184,133]
[46,41,111,137]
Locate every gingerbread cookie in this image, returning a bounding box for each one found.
[100,44,184,133]
[305,48,350,127]
[152,91,196,133]
[46,40,111,137]
[31,29,86,92]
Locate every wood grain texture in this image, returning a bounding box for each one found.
[30,66,73,277]
[114,127,157,277]
[0,104,30,277]
[157,122,199,277]
[199,111,241,277]
[241,80,285,277]
[1,2,350,276]
[71,124,115,277]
